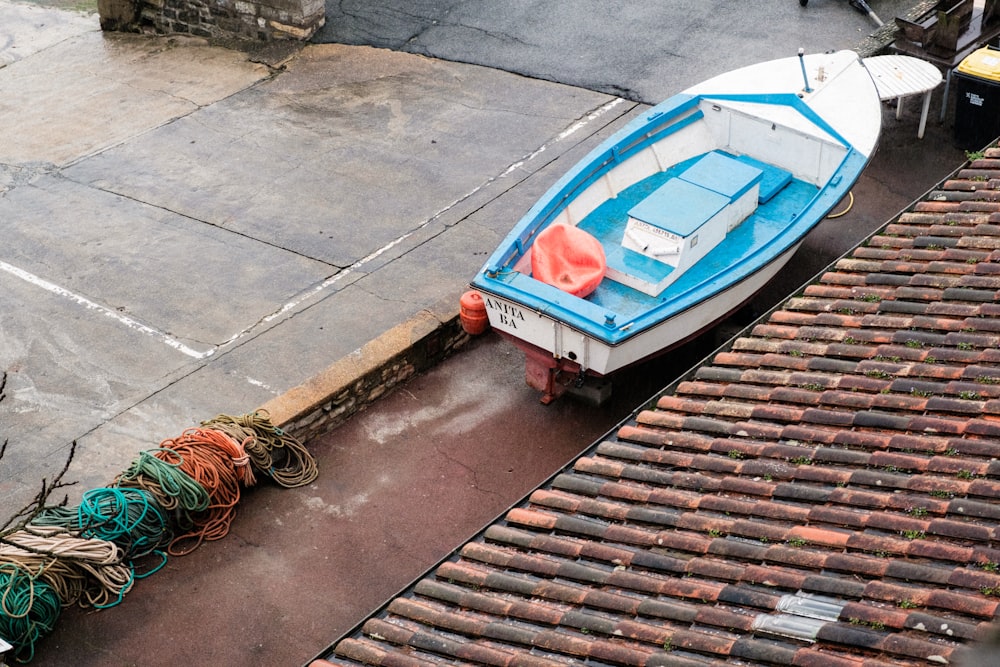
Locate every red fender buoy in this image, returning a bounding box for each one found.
[459,290,490,335]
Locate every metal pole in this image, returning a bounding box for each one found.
[849,0,884,27]
[798,48,813,93]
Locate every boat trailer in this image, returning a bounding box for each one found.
[799,0,884,26]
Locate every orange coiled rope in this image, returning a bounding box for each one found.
[153,428,247,556]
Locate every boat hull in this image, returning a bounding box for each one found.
[469,50,881,401]
[482,240,801,400]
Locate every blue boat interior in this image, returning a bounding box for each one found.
[565,150,816,323]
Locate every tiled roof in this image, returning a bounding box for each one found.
[312,150,1000,666]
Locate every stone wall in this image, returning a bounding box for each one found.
[98,0,324,41]
[258,308,472,445]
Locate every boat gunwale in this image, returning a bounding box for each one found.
[474,151,866,349]
[471,56,880,349]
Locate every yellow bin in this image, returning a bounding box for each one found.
[954,46,1000,149]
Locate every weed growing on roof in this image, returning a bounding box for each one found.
[967,256,980,263]
[930,489,953,499]
[902,530,926,540]
[959,390,982,400]
[907,507,928,517]
[865,369,893,380]
[663,638,674,652]
[980,561,1000,573]
[800,383,824,391]
[708,529,724,538]
[976,375,1000,384]
[981,586,1000,597]
[788,349,803,357]
[788,456,812,465]
[904,339,924,348]
[843,336,858,345]
[966,150,985,161]
[897,598,918,609]
[910,388,933,398]
[787,537,807,548]
[860,294,882,303]
[728,450,745,460]
[958,342,974,351]
[957,469,979,480]
[924,356,938,364]
[944,447,960,457]
[971,175,988,182]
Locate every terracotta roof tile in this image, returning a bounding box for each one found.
[321,154,1000,667]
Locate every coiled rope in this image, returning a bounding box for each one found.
[32,488,170,576]
[0,562,60,664]
[114,448,210,532]
[0,526,132,609]
[155,429,244,556]
[0,411,319,659]
[202,410,318,487]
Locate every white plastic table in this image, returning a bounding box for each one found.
[863,55,943,139]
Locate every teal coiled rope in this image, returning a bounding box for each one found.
[77,488,170,566]
[32,488,170,577]
[0,562,60,663]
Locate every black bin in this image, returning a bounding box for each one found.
[954,46,1000,150]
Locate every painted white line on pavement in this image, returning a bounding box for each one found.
[0,259,212,359]
[500,98,628,177]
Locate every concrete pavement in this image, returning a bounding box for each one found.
[0,6,619,510]
[0,0,973,664]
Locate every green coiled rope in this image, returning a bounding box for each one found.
[0,562,60,663]
[115,448,210,531]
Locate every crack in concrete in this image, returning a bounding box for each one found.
[0,161,57,196]
[432,439,501,500]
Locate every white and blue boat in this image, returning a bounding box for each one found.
[469,50,882,403]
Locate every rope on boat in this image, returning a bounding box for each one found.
[0,411,318,662]
[827,190,855,219]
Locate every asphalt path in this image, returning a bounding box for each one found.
[313,0,921,102]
